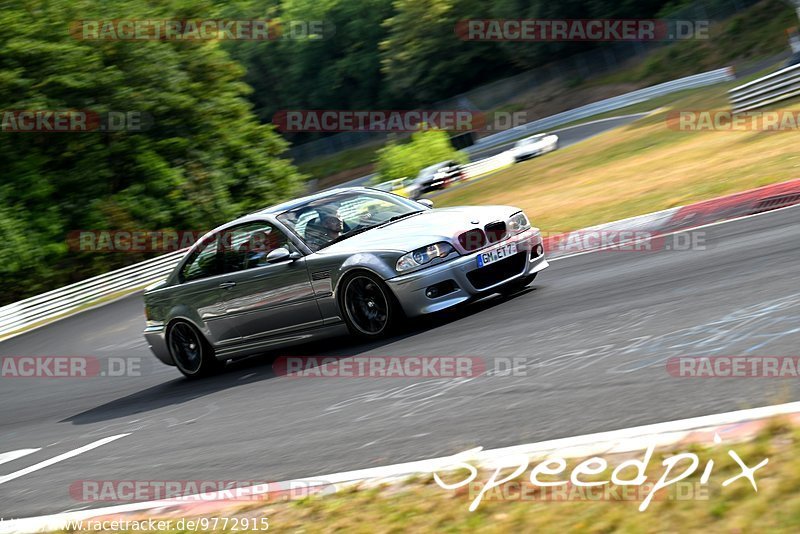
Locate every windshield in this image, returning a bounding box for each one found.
[277,190,424,251]
[516,135,544,147]
[417,165,441,178]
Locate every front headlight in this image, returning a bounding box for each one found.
[396,242,455,273]
[507,212,530,234]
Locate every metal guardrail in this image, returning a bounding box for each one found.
[729,63,800,113]
[0,67,737,341]
[460,152,514,180]
[467,66,735,154]
[0,250,185,340]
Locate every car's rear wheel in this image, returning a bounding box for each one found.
[340,272,400,338]
[499,273,537,295]
[167,321,223,378]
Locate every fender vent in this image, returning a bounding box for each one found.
[312,270,332,281]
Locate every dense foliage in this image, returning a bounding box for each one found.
[375,130,467,182]
[0,0,303,302]
[232,0,690,138]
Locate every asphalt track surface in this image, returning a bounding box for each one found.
[2,182,798,517]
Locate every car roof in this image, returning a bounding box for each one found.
[254,187,373,215]
[199,187,383,241]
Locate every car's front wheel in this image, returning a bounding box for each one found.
[167,321,223,378]
[339,272,401,338]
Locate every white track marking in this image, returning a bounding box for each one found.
[0,434,129,486]
[0,449,40,466]
[3,402,800,534]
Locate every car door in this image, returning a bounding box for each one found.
[216,220,323,340]
[171,233,240,344]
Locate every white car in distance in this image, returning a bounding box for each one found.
[508,133,559,163]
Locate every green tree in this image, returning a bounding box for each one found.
[0,0,303,302]
[375,129,466,181]
[380,0,511,106]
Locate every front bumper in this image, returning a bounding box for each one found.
[385,228,549,316]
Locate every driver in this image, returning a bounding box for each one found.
[305,213,344,250]
[320,214,344,240]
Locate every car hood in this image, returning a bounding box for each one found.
[318,205,522,254]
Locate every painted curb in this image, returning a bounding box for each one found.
[543,178,800,257]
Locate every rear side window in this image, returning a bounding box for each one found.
[180,235,221,282]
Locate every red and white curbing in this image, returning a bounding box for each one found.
[2,402,800,533]
[543,178,800,257]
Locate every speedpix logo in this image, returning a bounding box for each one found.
[0,356,141,378]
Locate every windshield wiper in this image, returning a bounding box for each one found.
[322,224,380,247]
[385,210,423,224]
[319,210,424,249]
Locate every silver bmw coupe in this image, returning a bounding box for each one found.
[143,188,548,377]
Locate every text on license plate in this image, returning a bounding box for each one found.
[477,242,518,268]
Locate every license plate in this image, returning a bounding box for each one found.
[477,242,518,268]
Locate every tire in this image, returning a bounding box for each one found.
[499,273,537,295]
[167,320,224,378]
[339,271,402,338]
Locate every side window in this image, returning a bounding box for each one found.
[181,235,221,283]
[220,222,291,274]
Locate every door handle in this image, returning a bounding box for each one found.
[219,281,236,289]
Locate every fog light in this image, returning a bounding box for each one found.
[531,244,544,258]
[426,280,458,299]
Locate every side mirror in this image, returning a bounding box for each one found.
[265,248,297,264]
[418,198,434,209]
